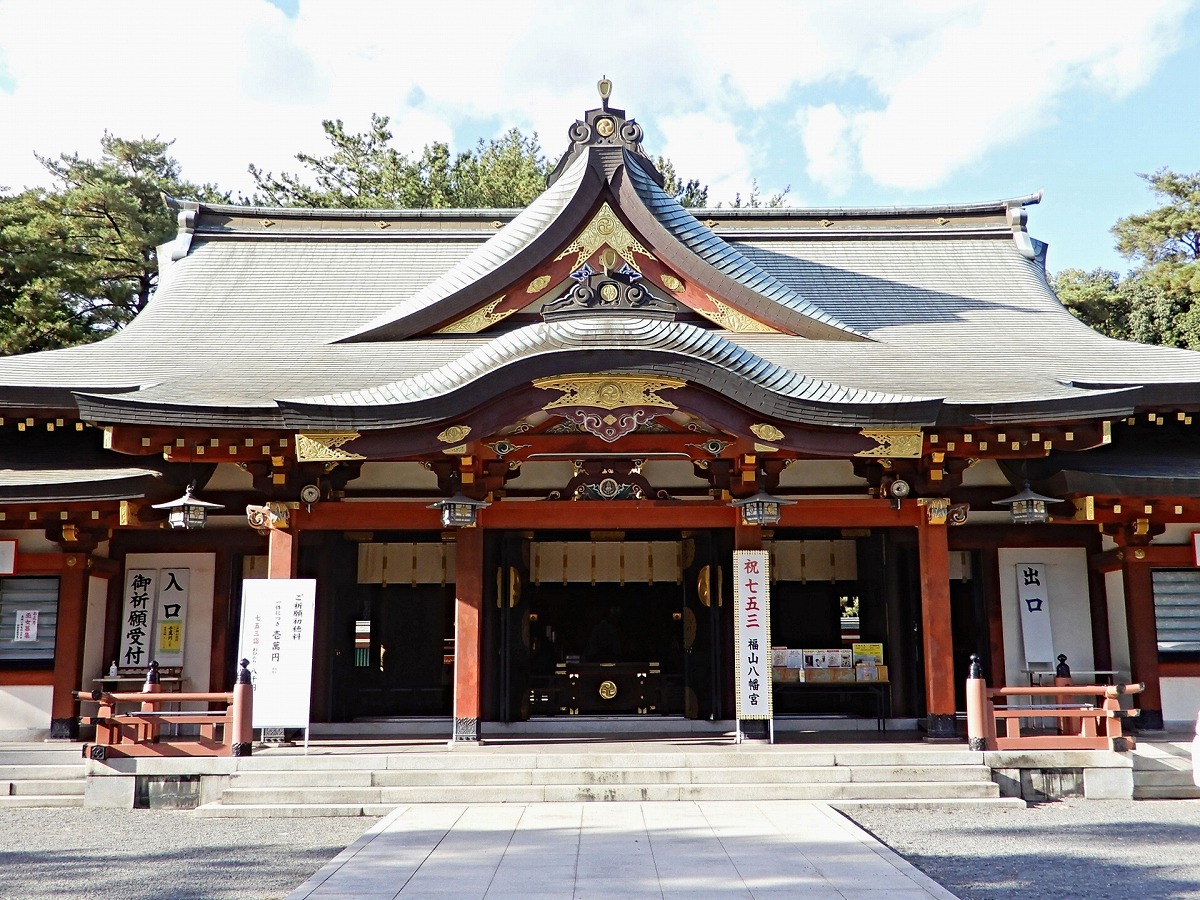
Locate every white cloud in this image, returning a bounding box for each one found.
[0,0,1192,201]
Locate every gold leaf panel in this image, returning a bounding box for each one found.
[533,374,686,411]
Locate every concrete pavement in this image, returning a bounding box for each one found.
[287,799,957,899]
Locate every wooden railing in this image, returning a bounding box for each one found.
[966,655,1143,752]
[74,659,253,761]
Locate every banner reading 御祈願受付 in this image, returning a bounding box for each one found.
[237,579,316,729]
[733,550,773,720]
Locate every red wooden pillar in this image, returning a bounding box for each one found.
[50,555,88,739]
[267,528,297,579]
[1121,551,1164,729]
[917,516,956,739]
[452,525,484,742]
[734,521,762,552]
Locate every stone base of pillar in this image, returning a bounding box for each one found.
[924,713,957,741]
[50,717,77,740]
[453,716,479,743]
[1136,708,1165,730]
[231,742,253,757]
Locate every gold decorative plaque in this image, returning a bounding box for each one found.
[533,374,685,411]
[435,297,513,334]
[855,429,923,459]
[437,425,471,444]
[700,295,779,333]
[660,274,685,292]
[598,680,618,700]
[526,275,551,294]
[295,432,365,462]
[750,423,785,442]
[554,203,654,272]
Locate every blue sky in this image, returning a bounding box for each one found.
[1,0,1196,275]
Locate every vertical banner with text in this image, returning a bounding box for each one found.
[118,570,158,668]
[152,568,190,667]
[733,550,773,720]
[237,579,316,729]
[1015,562,1055,665]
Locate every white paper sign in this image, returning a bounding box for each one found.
[0,540,16,575]
[733,550,773,720]
[13,610,38,642]
[238,579,316,729]
[1015,562,1055,664]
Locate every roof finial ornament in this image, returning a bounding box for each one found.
[598,76,612,111]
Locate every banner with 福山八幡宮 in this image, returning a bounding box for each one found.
[733,550,773,720]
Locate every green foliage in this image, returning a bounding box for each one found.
[723,179,790,209]
[248,116,553,209]
[1054,169,1200,348]
[655,156,709,208]
[0,134,226,354]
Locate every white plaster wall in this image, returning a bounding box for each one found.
[81,575,110,684]
[1161,678,1200,727]
[123,553,215,693]
[998,548,1094,684]
[1104,570,1132,677]
[0,685,52,739]
[0,529,58,552]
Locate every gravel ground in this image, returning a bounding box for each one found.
[842,799,1200,900]
[0,809,379,900]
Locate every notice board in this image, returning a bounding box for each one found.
[237,579,316,729]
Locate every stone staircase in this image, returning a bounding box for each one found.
[0,746,86,808]
[1132,739,1199,800]
[196,747,1022,817]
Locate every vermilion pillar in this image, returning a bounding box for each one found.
[50,556,88,739]
[918,515,956,739]
[453,525,484,742]
[1121,550,1164,729]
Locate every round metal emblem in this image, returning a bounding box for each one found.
[598,680,618,700]
[595,117,615,137]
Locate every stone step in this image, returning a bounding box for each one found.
[0,764,86,780]
[1134,785,1200,799]
[1133,770,1197,786]
[0,794,84,808]
[5,779,86,796]
[195,802,397,818]
[229,763,994,789]
[217,779,1000,806]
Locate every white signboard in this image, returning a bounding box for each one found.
[238,579,316,729]
[0,540,16,575]
[733,550,773,720]
[152,568,190,667]
[1015,562,1055,664]
[118,569,158,667]
[13,610,38,642]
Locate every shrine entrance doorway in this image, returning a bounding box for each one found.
[483,530,729,722]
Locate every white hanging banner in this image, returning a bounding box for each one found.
[118,569,158,667]
[152,568,190,667]
[1015,562,1055,664]
[238,579,316,729]
[733,550,773,720]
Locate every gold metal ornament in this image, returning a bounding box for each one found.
[750,423,785,442]
[855,429,924,458]
[598,680,618,700]
[595,117,615,137]
[534,374,685,411]
[660,274,685,292]
[526,275,551,294]
[700,294,778,333]
[295,432,365,462]
[554,203,654,271]
[435,297,514,334]
[437,425,472,444]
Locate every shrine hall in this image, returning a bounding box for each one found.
[2,83,1199,744]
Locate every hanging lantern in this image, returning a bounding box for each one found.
[429,491,490,528]
[152,483,224,530]
[993,482,1060,525]
[730,490,795,527]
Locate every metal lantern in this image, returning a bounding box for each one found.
[730,490,795,527]
[152,483,225,530]
[429,491,490,528]
[993,482,1060,525]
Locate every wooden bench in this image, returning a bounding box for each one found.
[966,655,1143,752]
[74,660,253,760]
